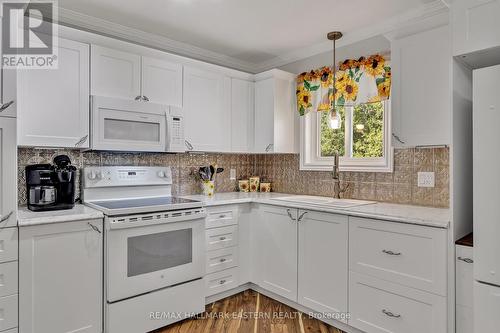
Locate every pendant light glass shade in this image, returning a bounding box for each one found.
[329,109,341,129]
[327,31,343,130]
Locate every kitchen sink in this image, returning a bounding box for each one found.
[270,195,375,208]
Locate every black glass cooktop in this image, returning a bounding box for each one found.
[91,196,200,210]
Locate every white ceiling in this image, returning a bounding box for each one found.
[56,0,446,73]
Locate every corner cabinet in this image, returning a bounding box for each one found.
[17,38,90,148]
[231,78,255,153]
[183,66,231,152]
[452,0,500,57]
[91,45,183,107]
[19,219,103,333]
[391,25,451,147]
[254,70,299,153]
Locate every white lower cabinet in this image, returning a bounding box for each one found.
[19,219,103,333]
[474,280,500,332]
[254,205,298,301]
[298,210,348,320]
[456,244,473,333]
[0,294,18,332]
[349,272,447,333]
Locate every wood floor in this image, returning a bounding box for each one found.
[153,290,345,333]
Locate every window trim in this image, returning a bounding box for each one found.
[300,100,393,172]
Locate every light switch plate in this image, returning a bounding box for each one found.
[417,172,435,188]
[230,169,236,180]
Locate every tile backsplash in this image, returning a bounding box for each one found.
[17,147,449,208]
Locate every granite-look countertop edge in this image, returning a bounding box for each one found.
[18,204,104,227]
[182,193,450,229]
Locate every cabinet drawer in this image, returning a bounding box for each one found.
[349,217,447,295]
[205,225,238,251]
[206,206,238,229]
[206,246,238,274]
[0,229,17,264]
[0,294,18,332]
[205,267,239,297]
[349,272,446,333]
[456,245,473,307]
[0,262,17,298]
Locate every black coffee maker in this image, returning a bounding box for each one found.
[26,155,77,211]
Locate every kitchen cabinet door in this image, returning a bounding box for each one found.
[0,17,16,118]
[0,117,16,228]
[231,78,254,152]
[183,66,231,152]
[17,38,90,148]
[391,25,451,147]
[141,56,183,107]
[298,210,348,320]
[91,45,141,100]
[452,0,500,57]
[254,205,298,301]
[19,219,103,333]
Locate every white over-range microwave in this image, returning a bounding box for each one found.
[91,96,185,152]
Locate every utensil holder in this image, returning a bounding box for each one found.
[201,180,215,197]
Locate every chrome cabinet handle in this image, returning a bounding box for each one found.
[134,96,142,101]
[382,309,401,318]
[382,249,402,256]
[265,144,273,152]
[0,211,13,223]
[142,96,149,102]
[219,279,226,285]
[297,211,308,222]
[458,257,473,264]
[88,222,101,233]
[219,236,227,241]
[219,258,227,263]
[185,140,194,151]
[75,135,88,147]
[392,133,406,145]
[286,209,296,221]
[218,214,226,219]
[0,101,14,112]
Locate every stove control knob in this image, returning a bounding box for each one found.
[158,171,166,178]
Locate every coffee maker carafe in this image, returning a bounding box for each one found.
[26,155,77,211]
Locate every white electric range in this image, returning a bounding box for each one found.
[83,166,206,333]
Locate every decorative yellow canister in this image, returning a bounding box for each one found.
[249,177,260,192]
[238,180,249,192]
[260,182,271,192]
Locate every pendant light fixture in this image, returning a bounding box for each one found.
[327,31,343,130]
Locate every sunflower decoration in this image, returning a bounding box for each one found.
[318,66,332,88]
[376,66,392,99]
[364,54,385,77]
[343,77,359,102]
[296,85,313,116]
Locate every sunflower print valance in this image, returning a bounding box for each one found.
[296,54,391,116]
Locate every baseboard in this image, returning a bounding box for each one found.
[205,283,364,333]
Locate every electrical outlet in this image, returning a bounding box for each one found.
[230,168,236,180]
[417,172,435,188]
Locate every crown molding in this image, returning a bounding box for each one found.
[55,7,258,73]
[253,0,449,72]
[53,0,449,74]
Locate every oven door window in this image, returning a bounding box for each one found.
[127,228,192,277]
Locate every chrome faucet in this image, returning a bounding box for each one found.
[332,153,349,199]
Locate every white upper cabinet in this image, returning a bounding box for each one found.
[0,117,16,228]
[452,0,500,57]
[0,17,16,118]
[91,45,183,106]
[91,45,141,100]
[183,66,231,152]
[391,25,451,147]
[231,78,254,153]
[141,56,183,107]
[254,69,298,153]
[17,38,90,148]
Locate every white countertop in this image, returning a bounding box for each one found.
[18,204,104,227]
[182,192,451,228]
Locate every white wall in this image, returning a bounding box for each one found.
[278,35,391,74]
